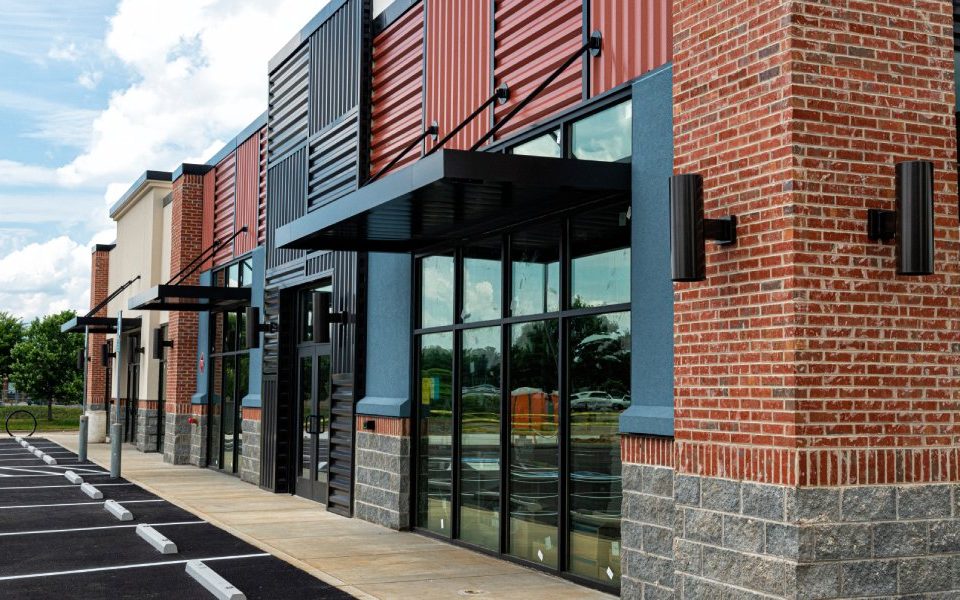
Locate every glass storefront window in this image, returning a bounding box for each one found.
[462,240,501,323]
[511,223,560,316]
[568,311,630,584]
[571,204,630,308]
[421,254,455,328]
[227,262,240,288]
[511,129,562,158]
[459,327,501,551]
[418,332,454,536]
[240,259,253,288]
[571,101,632,162]
[508,319,559,568]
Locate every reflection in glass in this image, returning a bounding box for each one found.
[568,311,630,585]
[300,355,313,480]
[460,327,501,551]
[225,312,238,352]
[571,101,632,162]
[240,259,253,288]
[316,354,331,485]
[222,355,236,473]
[417,332,454,536]
[508,320,559,568]
[512,129,561,158]
[421,254,455,328]
[208,356,222,468]
[571,203,630,308]
[511,224,560,316]
[462,240,501,323]
[237,354,248,461]
[228,263,240,288]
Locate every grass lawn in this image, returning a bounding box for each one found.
[0,405,82,434]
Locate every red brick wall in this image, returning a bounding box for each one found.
[355,415,409,437]
[166,173,205,415]
[85,247,111,406]
[671,0,959,486]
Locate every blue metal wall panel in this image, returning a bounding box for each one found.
[622,64,674,436]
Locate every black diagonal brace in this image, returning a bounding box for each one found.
[470,31,602,151]
[85,275,141,318]
[168,225,248,286]
[367,124,439,184]
[425,84,510,157]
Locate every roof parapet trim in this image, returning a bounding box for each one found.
[108,170,172,218]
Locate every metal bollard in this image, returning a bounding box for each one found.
[78,415,88,463]
[110,422,122,478]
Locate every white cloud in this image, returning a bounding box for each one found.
[0,0,334,318]
[48,41,80,62]
[0,236,90,320]
[77,70,103,90]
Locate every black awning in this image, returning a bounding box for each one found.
[60,316,142,334]
[127,285,251,312]
[275,149,631,252]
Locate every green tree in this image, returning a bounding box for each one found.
[10,310,83,420]
[0,312,24,401]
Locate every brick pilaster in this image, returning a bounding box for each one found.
[164,171,205,464]
[86,245,112,409]
[664,1,960,596]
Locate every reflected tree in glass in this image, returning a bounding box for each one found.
[459,327,501,551]
[417,333,454,536]
[508,320,559,568]
[568,311,630,584]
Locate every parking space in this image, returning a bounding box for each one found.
[0,437,354,599]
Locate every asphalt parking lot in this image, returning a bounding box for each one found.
[0,437,354,599]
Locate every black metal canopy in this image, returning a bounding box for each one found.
[127,285,251,312]
[60,316,142,334]
[274,149,631,252]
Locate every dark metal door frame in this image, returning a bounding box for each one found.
[125,334,140,444]
[295,343,332,503]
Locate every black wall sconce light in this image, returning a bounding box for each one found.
[244,306,277,350]
[76,349,86,371]
[152,327,174,360]
[669,173,738,282]
[312,291,348,345]
[867,160,935,276]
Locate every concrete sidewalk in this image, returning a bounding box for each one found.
[47,433,615,600]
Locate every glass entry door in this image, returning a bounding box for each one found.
[296,344,331,503]
[124,334,140,443]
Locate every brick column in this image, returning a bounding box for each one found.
[164,171,205,464]
[667,1,960,597]
[86,245,112,412]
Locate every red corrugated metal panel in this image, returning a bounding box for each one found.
[212,152,236,267]
[257,127,267,246]
[370,4,424,177]
[589,0,672,96]
[425,0,492,151]
[492,0,582,140]
[235,129,263,256]
[201,169,215,272]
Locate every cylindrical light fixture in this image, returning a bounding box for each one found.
[670,173,738,282]
[866,160,935,276]
[896,160,934,275]
[312,292,332,344]
[670,174,706,282]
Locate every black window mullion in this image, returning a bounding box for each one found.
[500,233,511,556]
[558,217,572,574]
[451,248,464,540]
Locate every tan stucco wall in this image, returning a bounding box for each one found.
[107,182,172,405]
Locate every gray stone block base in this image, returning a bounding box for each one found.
[135,407,158,453]
[162,412,192,465]
[189,413,208,467]
[354,429,410,530]
[239,417,260,484]
[656,471,960,599]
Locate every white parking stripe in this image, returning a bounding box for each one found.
[0,553,272,581]
[0,499,164,510]
[0,483,134,491]
[0,472,112,479]
[0,521,205,537]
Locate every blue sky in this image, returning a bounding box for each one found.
[0,0,335,321]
